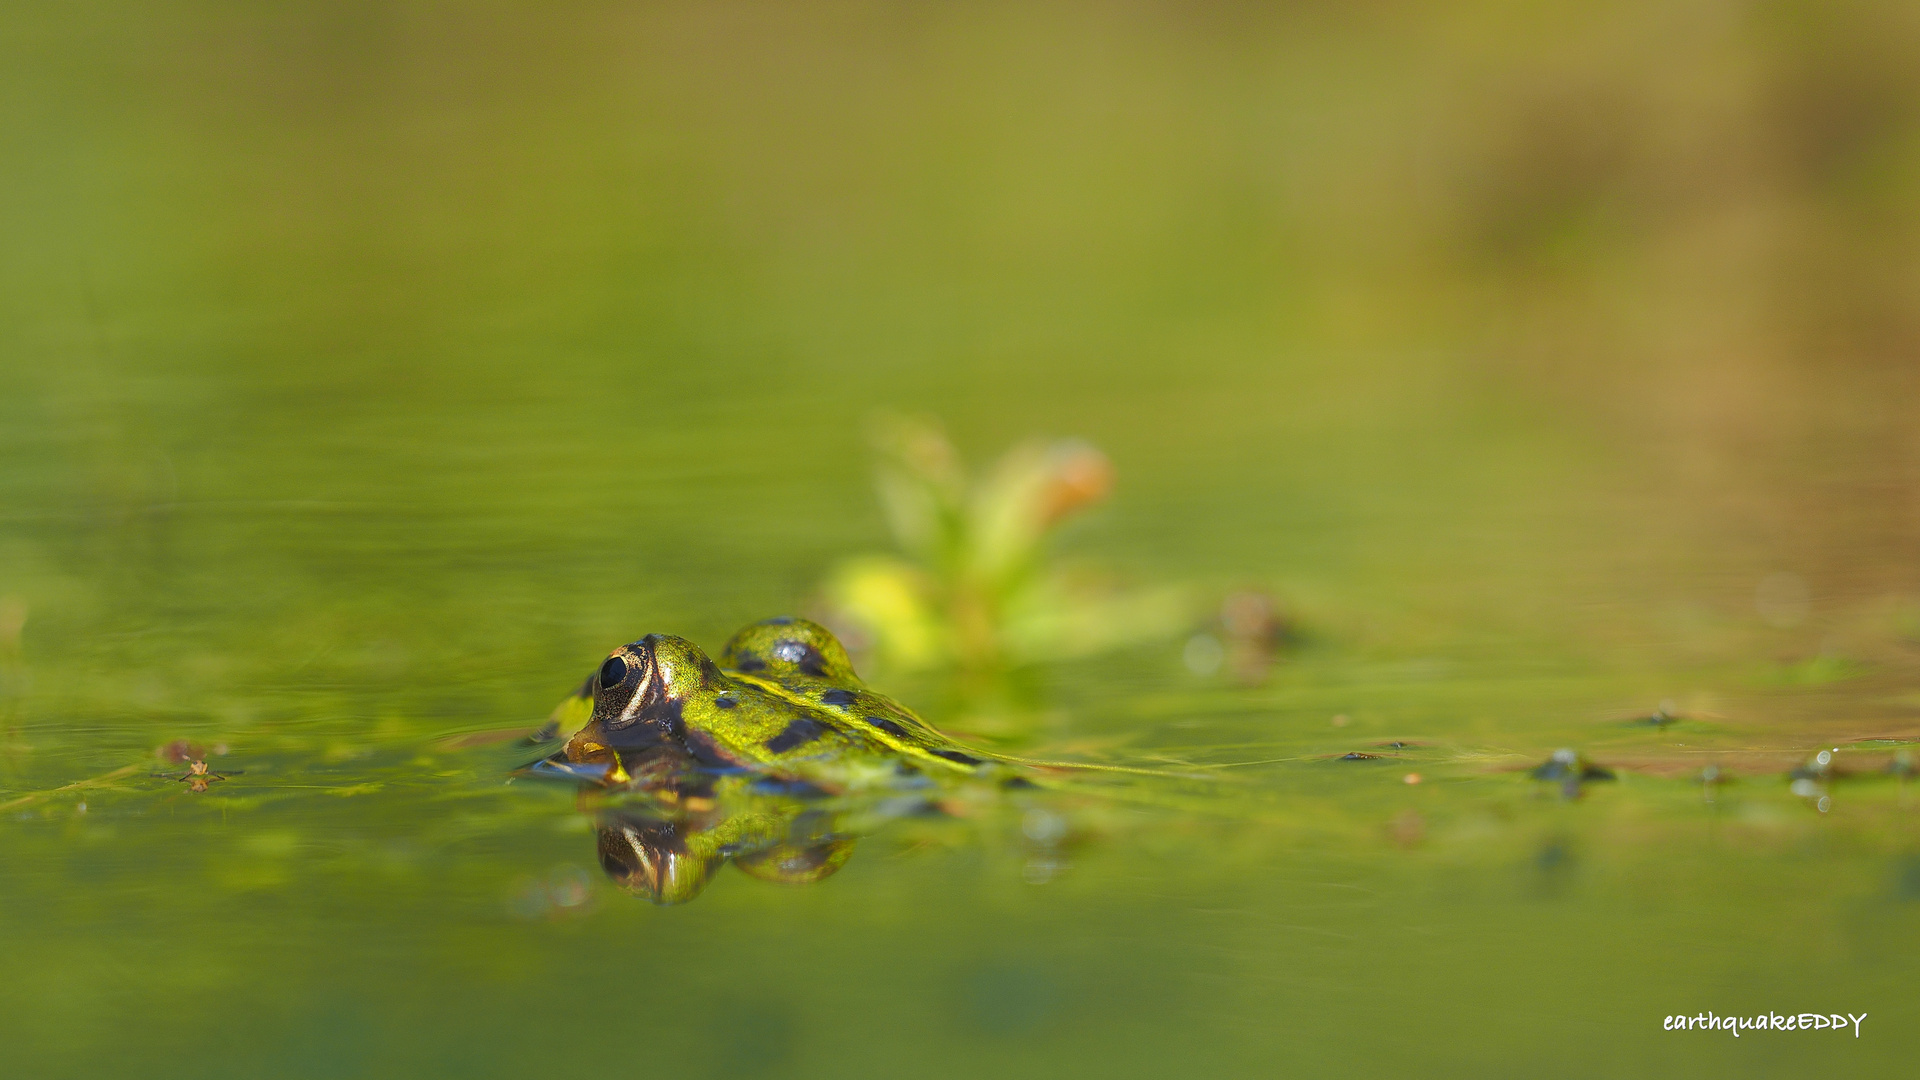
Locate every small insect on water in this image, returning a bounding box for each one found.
[155,760,228,793]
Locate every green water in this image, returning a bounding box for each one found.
[5,2,1920,1075]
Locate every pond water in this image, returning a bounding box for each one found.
[4,3,1920,1076]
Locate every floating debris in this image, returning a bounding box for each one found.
[1332,745,1420,763]
[153,760,230,793]
[1700,765,1723,803]
[1182,590,1293,683]
[1789,748,1839,781]
[1529,748,1615,798]
[1787,749,1840,812]
[1531,748,1615,782]
[1216,589,1293,684]
[1615,699,1721,728]
[1643,700,1682,728]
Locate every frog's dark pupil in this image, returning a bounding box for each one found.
[599,656,628,689]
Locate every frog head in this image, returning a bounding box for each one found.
[719,617,860,684]
[570,634,728,755]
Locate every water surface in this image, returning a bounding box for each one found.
[4,3,1920,1075]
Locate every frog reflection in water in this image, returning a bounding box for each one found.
[591,779,859,905]
[536,617,1008,904]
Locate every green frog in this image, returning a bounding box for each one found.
[547,617,990,792]
[527,618,1177,903]
[530,618,996,903]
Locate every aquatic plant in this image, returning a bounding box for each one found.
[815,415,1189,675]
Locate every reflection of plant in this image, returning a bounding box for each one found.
[816,416,1189,675]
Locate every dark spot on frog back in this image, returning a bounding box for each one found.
[864,715,909,738]
[931,749,983,767]
[733,651,767,673]
[820,689,857,707]
[765,717,827,754]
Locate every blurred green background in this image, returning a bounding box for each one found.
[3,2,1919,1076]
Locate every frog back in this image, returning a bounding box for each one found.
[720,618,987,773]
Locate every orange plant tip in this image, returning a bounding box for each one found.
[1403,773,1422,785]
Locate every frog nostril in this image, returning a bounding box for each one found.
[598,656,628,689]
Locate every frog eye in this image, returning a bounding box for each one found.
[598,656,628,689]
